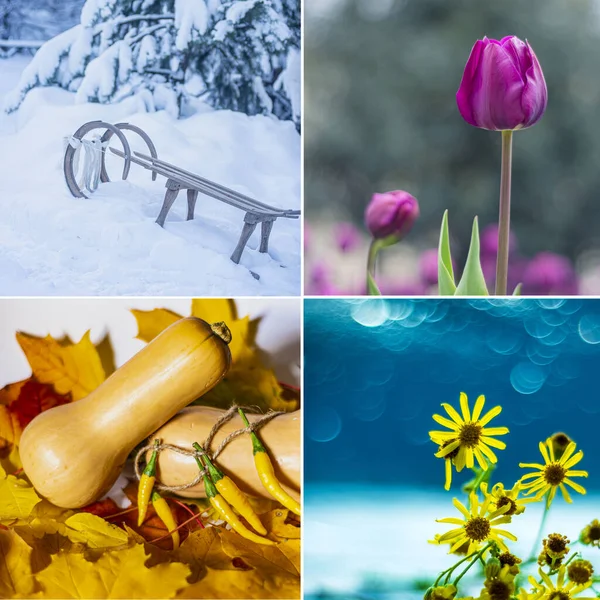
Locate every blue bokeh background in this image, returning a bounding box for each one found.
[304,298,600,598]
[305,298,600,490]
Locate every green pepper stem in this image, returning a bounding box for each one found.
[203,474,218,499]
[495,129,513,296]
[151,490,162,503]
[143,439,161,477]
[238,407,266,455]
[192,442,224,482]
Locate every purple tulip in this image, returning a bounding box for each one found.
[457,36,547,131]
[522,252,579,295]
[419,249,440,286]
[334,222,361,253]
[365,190,419,242]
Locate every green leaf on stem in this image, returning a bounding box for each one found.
[513,283,522,296]
[367,272,382,296]
[455,217,489,296]
[437,210,456,296]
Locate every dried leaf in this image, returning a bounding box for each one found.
[0,475,40,523]
[131,308,182,343]
[261,509,301,540]
[32,543,190,599]
[63,513,129,548]
[0,381,26,406]
[0,407,21,450]
[16,332,105,400]
[0,528,36,597]
[0,445,21,476]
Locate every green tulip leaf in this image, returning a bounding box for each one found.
[455,216,489,296]
[513,283,523,296]
[367,272,382,296]
[437,210,456,296]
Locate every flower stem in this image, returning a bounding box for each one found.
[453,543,493,586]
[495,129,513,296]
[527,495,551,561]
[366,239,383,295]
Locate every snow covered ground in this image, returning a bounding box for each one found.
[0,56,301,296]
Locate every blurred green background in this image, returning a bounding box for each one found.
[305,0,600,294]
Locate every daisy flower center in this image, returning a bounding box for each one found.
[496,495,517,516]
[548,592,570,600]
[567,560,594,585]
[458,422,482,447]
[486,580,512,600]
[464,516,490,541]
[544,463,566,486]
[589,525,600,541]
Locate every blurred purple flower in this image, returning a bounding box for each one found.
[522,252,579,295]
[365,190,419,241]
[480,224,518,257]
[334,222,361,253]
[457,36,547,131]
[304,223,311,252]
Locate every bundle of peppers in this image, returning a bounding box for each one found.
[136,408,300,548]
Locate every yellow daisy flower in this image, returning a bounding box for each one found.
[432,490,516,555]
[480,564,516,600]
[519,440,588,506]
[481,481,536,516]
[430,393,509,489]
[528,566,596,599]
[580,519,600,547]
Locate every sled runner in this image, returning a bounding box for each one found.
[63,120,300,266]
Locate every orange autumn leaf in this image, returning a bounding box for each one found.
[16,331,105,401]
[0,378,71,448]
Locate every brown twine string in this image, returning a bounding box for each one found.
[133,405,284,492]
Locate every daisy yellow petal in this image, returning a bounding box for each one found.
[559,483,572,504]
[474,447,488,471]
[452,498,470,519]
[459,392,471,421]
[565,470,588,478]
[465,447,474,469]
[450,535,468,554]
[519,471,543,481]
[563,478,586,495]
[429,430,457,440]
[471,394,486,421]
[435,440,460,458]
[454,447,466,471]
[444,459,452,491]
[436,518,465,525]
[519,463,544,469]
[478,443,498,464]
[558,441,576,465]
[539,441,550,464]
[493,529,518,541]
[481,427,509,436]
[481,436,506,450]
[563,450,584,470]
[478,405,502,426]
[432,414,460,430]
[438,529,464,542]
[441,403,464,425]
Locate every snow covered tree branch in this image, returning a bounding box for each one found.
[4,0,300,127]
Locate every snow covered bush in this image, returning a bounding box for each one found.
[5,0,301,125]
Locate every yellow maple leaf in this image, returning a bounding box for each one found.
[0,529,36,597]
[220,530,300,579]
[32,543,190,599]
[16,331,105,401]
[176,564,299,599]
[131,301,297,413]
[0,406,21,450]
[131,308,182,343]
[63,513,129,549]
[0,445,22,476]
[0,474,40,524]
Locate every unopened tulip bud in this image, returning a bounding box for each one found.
[457,36,547,131]
[365,190,419,244]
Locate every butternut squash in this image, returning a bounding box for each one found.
[149,407,300,500]
[19,318,231,509]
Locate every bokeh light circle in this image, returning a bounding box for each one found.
[578,314,600,344]
[306,405,342,442]
[510,362,547,395]
[351,299,389,327]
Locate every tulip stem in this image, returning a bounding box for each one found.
[495,130,513,296]
[366,240,383,295]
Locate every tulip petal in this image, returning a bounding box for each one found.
[456,39,487,127]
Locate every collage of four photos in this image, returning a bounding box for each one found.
[0,0,599,599]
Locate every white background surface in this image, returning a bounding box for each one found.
[0,297,301,387]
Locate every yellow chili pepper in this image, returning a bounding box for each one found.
[151,490,180,550]
[238,408,301,516]
[203,472,275,546]
[138,439,160,526]
[193,442,267,535]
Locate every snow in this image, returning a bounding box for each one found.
[174,0,209,49]
[0,56,300,296]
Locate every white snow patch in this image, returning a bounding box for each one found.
[0,56,300,296]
